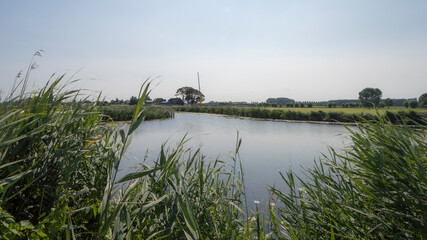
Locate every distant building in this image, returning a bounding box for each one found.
[160,101,171,105]
[168,98,185,105]
[153,98,166,105]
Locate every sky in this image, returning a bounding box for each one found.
[1,0,426,102]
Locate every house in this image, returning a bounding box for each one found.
[160,101,171,105]
[153,98,166,105]
[168,98,185,105]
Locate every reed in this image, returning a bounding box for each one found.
[1,68,425,239]
[101,104,174,121]
[269,116,426,239]
[174,106,427,125]
[0,75,249,239]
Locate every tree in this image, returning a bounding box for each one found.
[384,98,393,108]
[404,101,409,108]
[129,96,138,105]
[359,88,382,108]
[419,93,427,108]
[175,87,205,105]
[409,100,418,109]
[266,97,295,105]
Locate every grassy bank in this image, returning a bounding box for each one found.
[266,106,427,114]
[101,104,174,121]
[174,105,427,125]
[1,77,425,239]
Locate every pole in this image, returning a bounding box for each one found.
[198,72,202,106]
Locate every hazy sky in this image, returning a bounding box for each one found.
[1,0,426,102]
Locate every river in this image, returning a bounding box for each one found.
[120,112,352,209]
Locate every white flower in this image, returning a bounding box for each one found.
[253,200,260,204]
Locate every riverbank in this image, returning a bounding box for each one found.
[101,104,174,121]
[173,105,427,125]
[1,79,425,238]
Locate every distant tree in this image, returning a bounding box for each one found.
[348,102,359,108]
[403,101,409,108]
[307,103,313,108]
[409,100,418,109]
[359,88,382,108]
[175,87,205,105]
[419,93,427,108]
[327,102,333,108]
[384,98,394,108]
[266,97,295,105]
[110,98,119,105]
[129,96,138,105]
[300,103,304,108]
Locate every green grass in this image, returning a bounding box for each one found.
[265,106,427,114]
[1,72,425,239]
[269,117,427,239]
[175,105,427,125]
[0,76,248,239]
[101,104,174,121]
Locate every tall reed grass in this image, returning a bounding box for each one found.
[101,105,173,121]
[269,117,426,239]
[0,74,249,239]
[1,68,425,239]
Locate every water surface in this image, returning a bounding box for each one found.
[121,113,351,208]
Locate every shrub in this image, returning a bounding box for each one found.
[309,111,324,121]
[326,111,345,122]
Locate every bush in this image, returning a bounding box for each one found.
[326,111,345,122]
[309,111,324,121]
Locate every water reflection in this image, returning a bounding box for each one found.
[121,113,351,208]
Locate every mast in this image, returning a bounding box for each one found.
[197,72,202,106]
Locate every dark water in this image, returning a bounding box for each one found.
[121,113,351,208]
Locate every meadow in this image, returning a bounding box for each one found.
[0,77,425,239]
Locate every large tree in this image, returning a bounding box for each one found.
[359,88,382,108]
[175,86,205,105]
